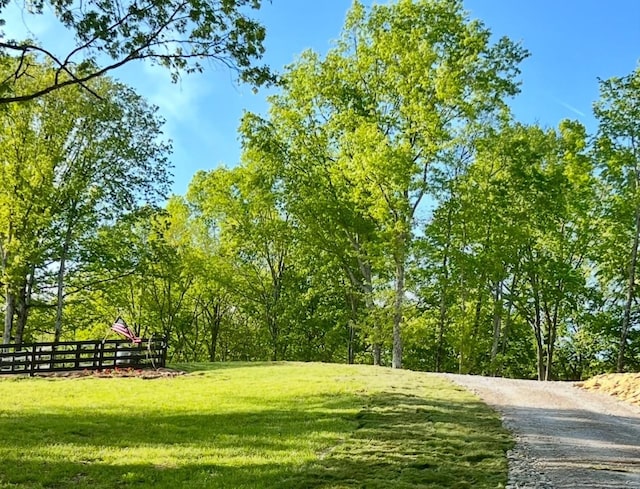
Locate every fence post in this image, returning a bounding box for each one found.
[98,340,105,369]
[29,343,37,377]
[75,343,82,370]
[160,337,168,368]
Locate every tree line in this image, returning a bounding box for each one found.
[1,0,639,380]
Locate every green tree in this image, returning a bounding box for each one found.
[239,103,383,364]
[243,0,527,368]
[188,164,294,361]
[461,122,593,380]
[0,64,170,344]
[0,88,55,343]
[49,77,170,342]
[0,0,273,103]
[593,66,640,372]
[162,197,233,362]
[59,208,158,340]
[416,120,595,380]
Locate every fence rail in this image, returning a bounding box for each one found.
[0,338,167,376]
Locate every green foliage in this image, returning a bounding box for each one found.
[592,65,640,372]
[0,63,171,344]
[415,119,595,379]
[0,362,512,488]
[239,0,527,369]
[3,4,640,380]
[0,0,274,103]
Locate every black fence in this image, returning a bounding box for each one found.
[0,338,167,376]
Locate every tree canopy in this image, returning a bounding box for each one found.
[0,62,171,344]
[0,0,273,103]
[2,1,640,379]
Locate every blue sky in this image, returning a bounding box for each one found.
[5,1,640,196]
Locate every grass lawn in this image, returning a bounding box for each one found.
[0,363,512,488]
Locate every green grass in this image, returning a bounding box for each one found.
[0,363,512,488]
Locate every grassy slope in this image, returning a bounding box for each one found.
[0,363,512,488]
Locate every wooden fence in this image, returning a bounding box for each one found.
[0,338,167,376]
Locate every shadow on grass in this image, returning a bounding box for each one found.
[0,392,511,489]
[287,392,512,489]
[170,361,290,373]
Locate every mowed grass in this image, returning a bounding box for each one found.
[0,363,512,488]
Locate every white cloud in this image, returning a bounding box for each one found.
[2,1,74,52]
[558,100,586,118]
[145,65,209,122]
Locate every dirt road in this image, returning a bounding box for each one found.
[441,374,640,488]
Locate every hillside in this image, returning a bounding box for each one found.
[0,363,511,488]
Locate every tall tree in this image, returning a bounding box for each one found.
[0,63,171,344]
[415,120,595,380]
[48,78,170,342]
[188,164,294,361]
[239,104,383,364]
[242,0,527,368]
[594,66,640,372]
[159,197,232,362]
[0,88,55,343]
[454,122,593,380]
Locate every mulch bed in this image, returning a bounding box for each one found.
[35,367,185,379]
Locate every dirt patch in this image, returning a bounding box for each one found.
[580,372,640,407]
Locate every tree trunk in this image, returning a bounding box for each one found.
[270,317,278,361]
[459,276,485,375]
[3,290,14,345]
[469,288,484,371]
[346,292,358,365]
[435,253,449,373]
[500,307,513,357]
[392,256,405,369]
[499,270,519,360]
[545,316,557,382]
[435,293,447,373]
[14,273,33,347]
[14,291,26,346]
[490,281,503,373]
[458,269,469,375]
[348,322,356,364]
[618,204,640,372]
[54,243,69,343]
[532,278,546,381]
[207,303,222,362]
[190,312,200,362]
[373,344,382,366]
[535,336,545,380]
[359,261,381,366]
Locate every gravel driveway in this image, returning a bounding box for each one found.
[440,374,640,488]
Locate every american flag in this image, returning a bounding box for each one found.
[111,317,142,344]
